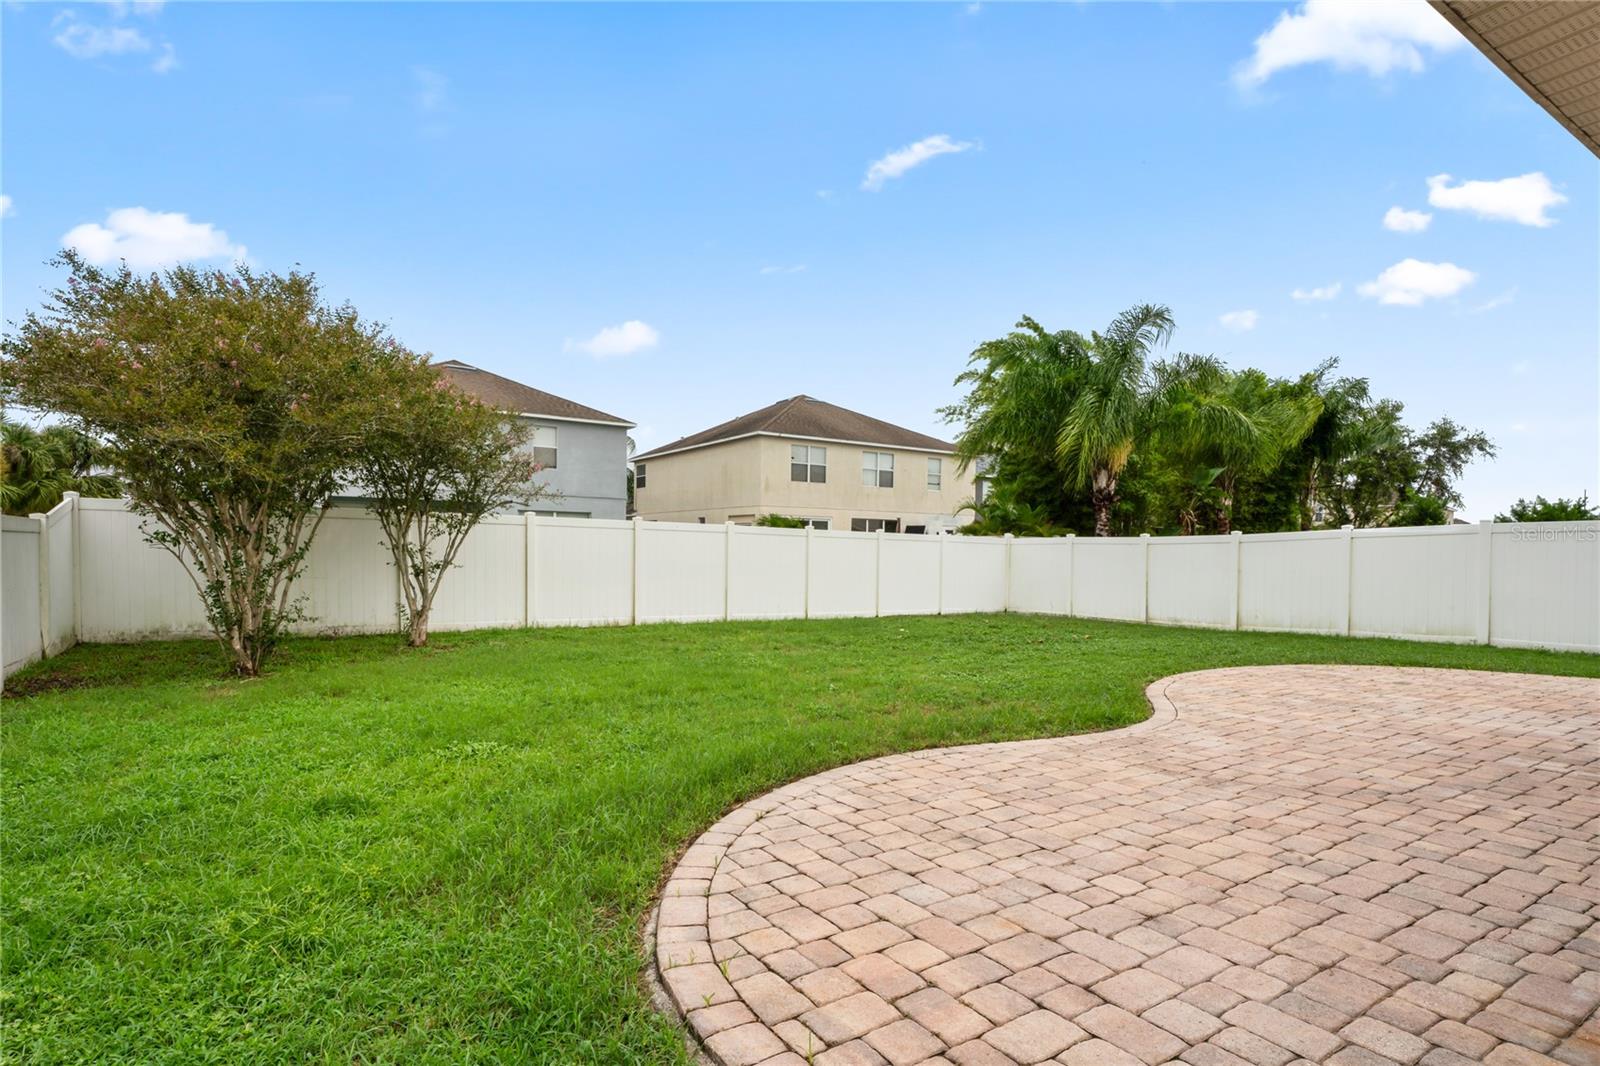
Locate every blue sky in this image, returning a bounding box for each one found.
[3,1,1595,518]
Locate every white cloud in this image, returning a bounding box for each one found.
[1382,206,1431,233]
[0,195,12,218]
[759,264,806,276]
[51,4,177,70]
[569,320,660,359]
[1358,258,1475,306]
[63,207,246,270]
[1472,287,1517,314]
[861,134,976,191]
[1426,172,1566,227]
[1219,309,1260,332]
[1233,0,1462,89]
[1291,282,1341,302]
[53,18,151,59]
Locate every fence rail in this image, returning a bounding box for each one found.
[3,496,1596,677]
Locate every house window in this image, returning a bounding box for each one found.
[791,444,827,483]
[531,424,558,469]
[634,462,646,489]
[803,517,829,530]
[861,451,894,488]
[927,457,942,490]
[850,518,899,533]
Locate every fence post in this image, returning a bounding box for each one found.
[31,512,50,658]
[64,492,81,647]
[1229,530,1242,631]
[724,522,734,622]
[874,529,884,617]
[937,532,946,615]
[1065,534,1075,618]
[1139,533,1151,624]
[1475,519,1493,645]
[524,513,538,628]
[1340,524,1354,637]
[631,516,641,626]
[1003,533,1014,613]
[803,524,812,619]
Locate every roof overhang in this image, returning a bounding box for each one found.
[514,411,636,429]
[633,430,957,463]
[1430,1,1600,157]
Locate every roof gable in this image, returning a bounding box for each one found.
[434,360,632,426]
[634,395,954,460]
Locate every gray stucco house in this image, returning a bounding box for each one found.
[434,360,633,520]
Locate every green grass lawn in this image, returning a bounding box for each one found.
[3,615,1595,1064]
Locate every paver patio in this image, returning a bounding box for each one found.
[654,666,1600,1066]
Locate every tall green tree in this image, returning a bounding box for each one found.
[0,419,121,515]
[944,305,1178,538]
[1057,304,1177,536]
[1151,359,1319,533]
[355,357,548,648]
[1496,494,1598,522]
[1410,417,1496,512]
[2,252,401,676]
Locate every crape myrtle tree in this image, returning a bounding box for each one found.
[1,252,402,676]
[355,356,546,646]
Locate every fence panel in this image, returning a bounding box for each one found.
[531,517,633,626]
[1008,538,1072,615]
[1148,535,1235,629]
[45,501,77,654]
[1239,530,1348,635]
[1073,537,1146,621]
[636,521,727,623]
[1489,522,1600,651]
[1350,526,1479,642]
[2,517,43,675]
[429,517,527,631]
[807,530,877,618]
[728,526,807,621]
[294,511,397,634]
[878,535,940,616]
[942,536,1007,615]
[11,500,1599,662]
[76,499,209,640]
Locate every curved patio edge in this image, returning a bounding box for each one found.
[645,668,1192,1064]
[647,665,1599,1066]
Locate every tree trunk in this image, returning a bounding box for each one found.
[408,612,429,647]
[1216,473,1236,535]
[1299,464,1318,530]
[1090,468,1117,537]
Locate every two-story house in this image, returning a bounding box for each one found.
[434,360,634,519]
[631,396,975,533]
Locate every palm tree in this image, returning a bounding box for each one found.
[1056,304,1176,536]
[1154,362,1320,533]
[0,420,121,515]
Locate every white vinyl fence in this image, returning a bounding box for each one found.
[3,495,1596,678]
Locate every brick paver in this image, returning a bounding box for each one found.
[656,666,1600,1065]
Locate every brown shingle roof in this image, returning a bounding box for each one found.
[434,360,632,426]
[633,396,954,460]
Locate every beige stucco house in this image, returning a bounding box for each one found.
[631,396,976,533]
